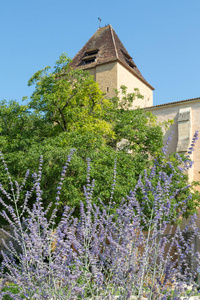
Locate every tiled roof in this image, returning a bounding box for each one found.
[70,25,154,90]
[145,97,200,110]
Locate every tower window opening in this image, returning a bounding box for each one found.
[121,50,132,60]
[121,49,136,69]
[82,49,99,65]
[126,59,135,69]
[84,59,95,64]
[84,48,99,56]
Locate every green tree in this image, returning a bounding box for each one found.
[0,54,199,222]
[27,53,114,143]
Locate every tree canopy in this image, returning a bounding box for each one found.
[27,53,114,143]
[0,53,199,222]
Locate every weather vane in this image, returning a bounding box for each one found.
[98,17,102,28]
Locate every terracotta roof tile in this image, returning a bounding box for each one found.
[70,25,154,90]
[144,97,200,109]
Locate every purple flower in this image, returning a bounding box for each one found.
[0,143,199,299]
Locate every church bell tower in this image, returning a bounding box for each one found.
[71,25,154,108]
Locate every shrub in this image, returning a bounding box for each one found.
[0,133,200,299]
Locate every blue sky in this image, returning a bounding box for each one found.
[0,0,200,106]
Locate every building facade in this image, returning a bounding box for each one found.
[71,25,154,108]
[71,24,200,242]
[72,25,200,189]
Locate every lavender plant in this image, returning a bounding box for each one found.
[0,132,200,299]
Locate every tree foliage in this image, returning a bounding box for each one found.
[27,53,114,143]
[0,53,199,222]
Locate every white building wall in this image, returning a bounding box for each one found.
[146,99,200,186]
[117,62,153,108]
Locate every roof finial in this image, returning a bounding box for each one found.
[98,17,102,28]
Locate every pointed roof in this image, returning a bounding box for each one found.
[71,25,154,90]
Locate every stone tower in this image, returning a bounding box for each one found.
[71,25,154,108]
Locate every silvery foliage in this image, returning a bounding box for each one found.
[0,132,200,299]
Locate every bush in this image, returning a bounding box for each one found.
[0,135,200,299]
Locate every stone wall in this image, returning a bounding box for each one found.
[88,61,118,98]
[117,62,153,108]
[146,98,200,251]
[87,61,153,107]
[146,99,200,184]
